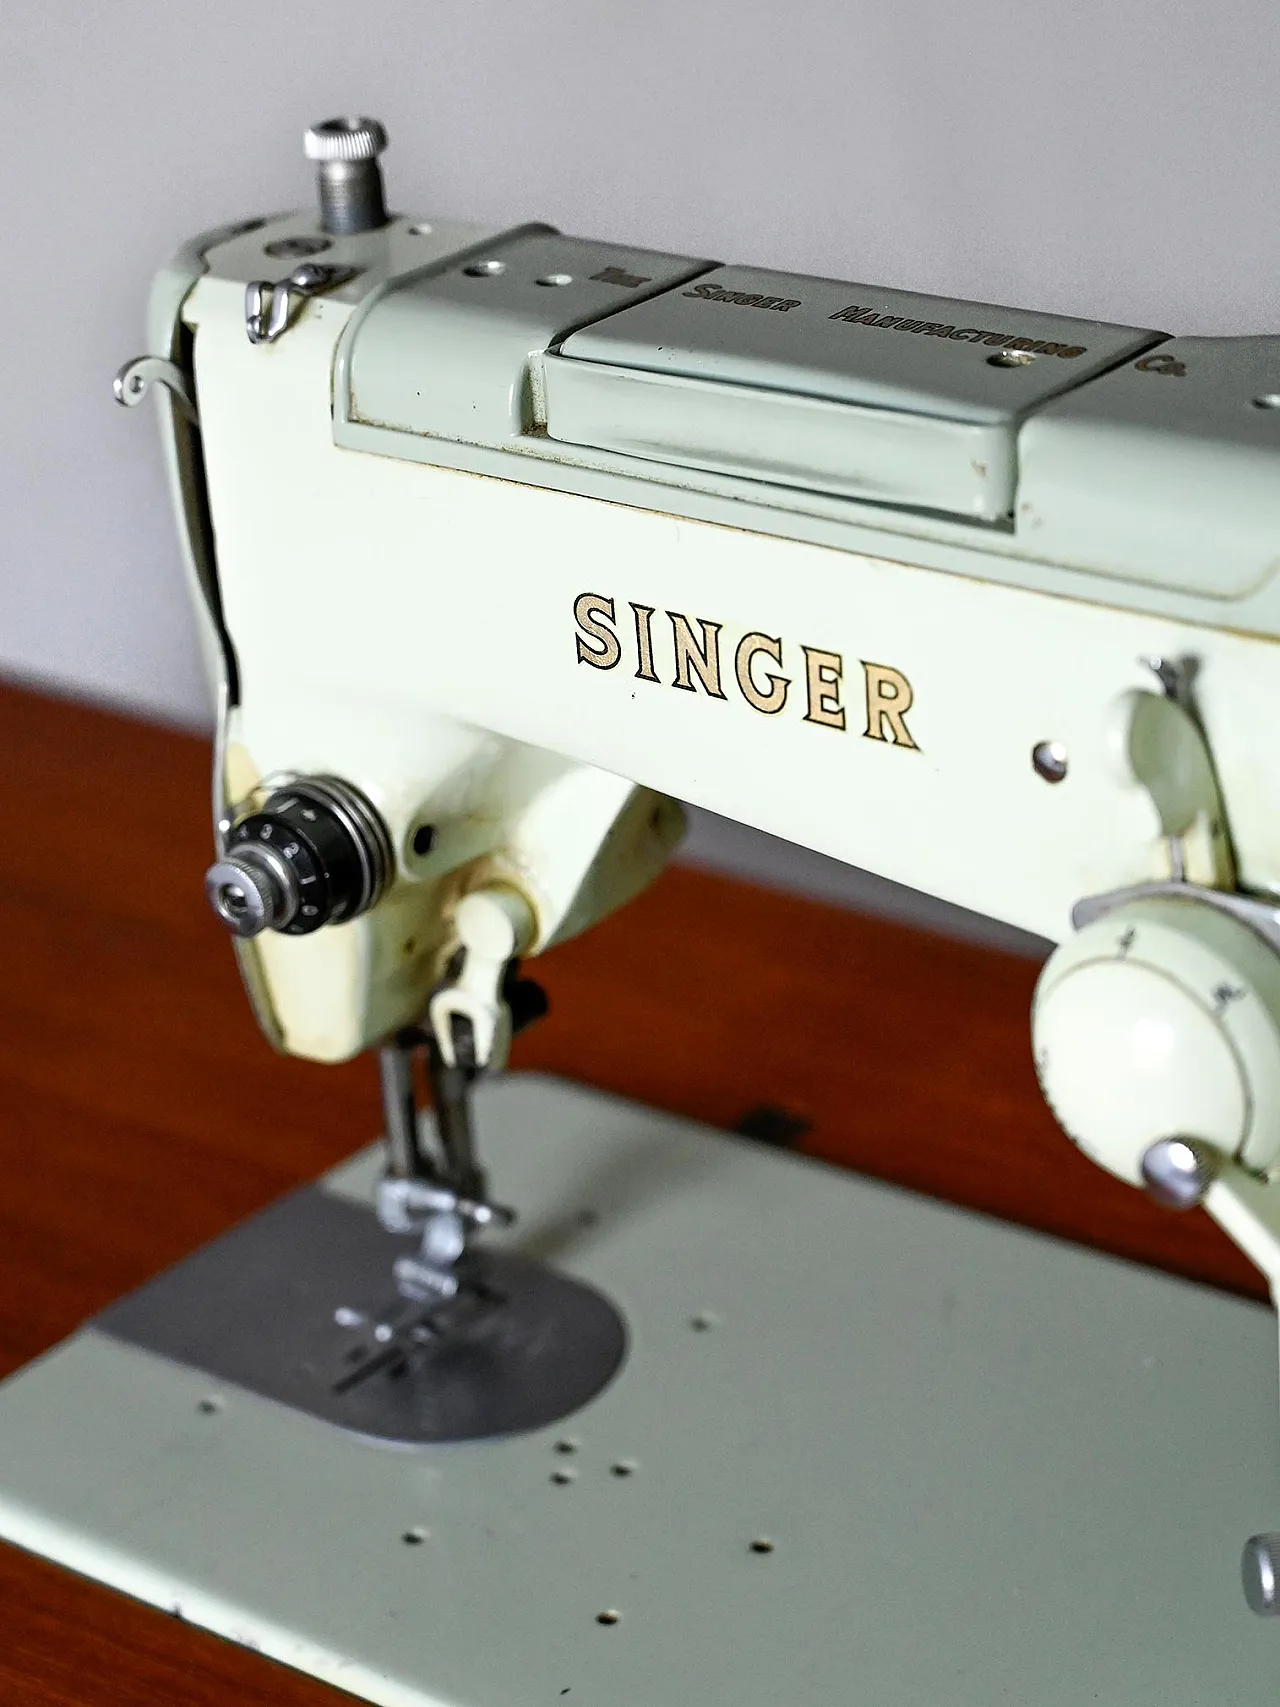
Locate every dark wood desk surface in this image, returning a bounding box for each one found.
[0,682,1263,1704]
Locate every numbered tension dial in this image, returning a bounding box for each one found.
[204,776,392,939]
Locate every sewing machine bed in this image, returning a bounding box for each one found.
[0,1074,1274,1705]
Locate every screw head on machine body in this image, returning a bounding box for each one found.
[1243,1534,1280,1615]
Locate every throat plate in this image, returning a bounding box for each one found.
[94,1187,627,1444]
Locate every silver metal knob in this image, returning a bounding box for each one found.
[304,115,387,163]
[303,116,388,235]
[204,776,392,941]
[1139,1137,1221,1210]
[205,847,297,939]
[1243,1533,1280,1615]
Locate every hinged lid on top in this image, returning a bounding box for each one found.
[548,267,1160,520]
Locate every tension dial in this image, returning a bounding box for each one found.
[204,776,392,939]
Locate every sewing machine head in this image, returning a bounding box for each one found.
[115,116,1280,1610]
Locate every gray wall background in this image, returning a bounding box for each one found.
[4,0,1277,955]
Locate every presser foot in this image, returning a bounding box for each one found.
[375,1174,516,1302]
[375,965,545,1304]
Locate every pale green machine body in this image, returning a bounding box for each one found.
[2,118,1279,1702]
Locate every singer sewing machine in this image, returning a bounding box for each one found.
[1,115,1279,1703]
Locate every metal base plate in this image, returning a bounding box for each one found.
[0,1074,1277,1705]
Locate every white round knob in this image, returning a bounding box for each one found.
[1032,897,1280,1187]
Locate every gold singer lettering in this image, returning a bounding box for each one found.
[669,613,728,698]
[802,648,846,731]
[863,661,918,748]
[572,595,918,750]
[734,633,790,715]
[631,603,660,682]
[574,593,622,670]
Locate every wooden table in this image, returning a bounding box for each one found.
[0,681,1262,1705]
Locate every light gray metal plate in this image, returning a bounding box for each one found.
[0,1073,1276,1705]
[1018,334,1280,597]
[345,232,710,444]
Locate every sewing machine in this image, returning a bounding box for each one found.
[1,115,1279,1702]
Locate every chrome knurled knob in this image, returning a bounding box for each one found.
[303,117,389,236]
[205,849,292,938]
[303,116,388,163]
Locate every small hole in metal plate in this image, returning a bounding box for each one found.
[750,1538,775,1554]
[411,823,436,857]
[987,349,1037,368]
[1032,740,1069,783]
[408,222,434,236]
[537,272,573,287]
[196,1396,223,1415]
[552,1469,576,1485]
[264,235,332,259]
[690,1312,718,1332]
[596,1610,620,1626]
[464,259,505,277]
[554,1438,578,1455]
[611,1460,636,1478]
[402,1526,428,1545]
[1252,393,1280,410]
